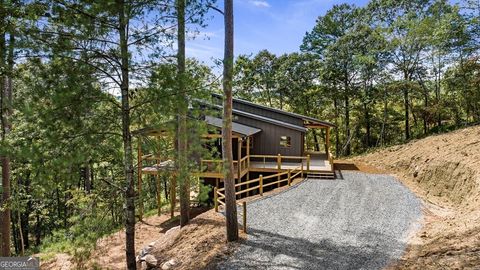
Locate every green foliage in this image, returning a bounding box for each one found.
[236,0,479,156]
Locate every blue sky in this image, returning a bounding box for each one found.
[186,0,370,67]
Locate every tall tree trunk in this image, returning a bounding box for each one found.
[0,28,13,257]
[333,97,340,156]
[364,102,370,149]
[404,75,410,140]
[176,0,189,227]
[35,213,40,246]
[223,0,238,242]
[22,172,31,250]
[424,92,428,135]
[84,161,91,193]
[379,88,388,147]
[436,53,442,128]
[117,1,136,269]
[364,81,371,149]
[344,93,351,156]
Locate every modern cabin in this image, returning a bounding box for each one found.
[134,93,336,211]
[197,93,336,180]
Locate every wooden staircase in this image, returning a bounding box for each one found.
[306,171,335,180]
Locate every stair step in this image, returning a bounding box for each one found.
[307,172,336,179]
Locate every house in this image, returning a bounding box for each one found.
[198,94,336,179]
[134,94,335,215]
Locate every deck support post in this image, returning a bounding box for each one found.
[214,187,218,212]
[288,169,291,186]
[246,172,250,197]
[259,174,263,196]
[301,163,304,179]
[242,201,247,233]
[238,138,242,173]
[246,137,250,168]
[326,127,331,158]
[277,154,281,187]
[307,154,311,172]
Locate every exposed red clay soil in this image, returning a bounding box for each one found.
[350,125,480,269]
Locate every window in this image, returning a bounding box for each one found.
[280,136,291,147]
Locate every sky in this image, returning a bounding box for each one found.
[186,0,370,68]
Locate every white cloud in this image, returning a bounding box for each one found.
[249,0,270,8]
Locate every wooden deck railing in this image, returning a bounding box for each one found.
[249,154,311,170]
[200,156,249,176]
[214,165,303,212]
[200,152,335,176]
[328,151,334,172]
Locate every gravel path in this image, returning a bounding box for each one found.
[217,171,422,270]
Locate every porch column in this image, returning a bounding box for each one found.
[246,136,250,168]
[326,127,331,158]
[237,138,242,195]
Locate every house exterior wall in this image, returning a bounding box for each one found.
[234,114,304,156]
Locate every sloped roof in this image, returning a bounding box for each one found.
[205,116,261,136]
[212,93,336,128]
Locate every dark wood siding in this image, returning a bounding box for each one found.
[234,114,303,156]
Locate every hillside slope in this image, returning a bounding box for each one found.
[353,125,480,269]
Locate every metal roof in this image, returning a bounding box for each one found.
[212,93,336,128]
[205,116,262,136]
[200,101,308,132]
[231,109,308,132]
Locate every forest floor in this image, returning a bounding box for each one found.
[39,206,232,270]
[349,125,480,269]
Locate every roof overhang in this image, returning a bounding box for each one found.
[205,116,261,137]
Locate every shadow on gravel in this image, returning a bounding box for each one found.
[219,227,403,270]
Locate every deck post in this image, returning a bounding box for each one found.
[246,136,250,168]
[301,163,304,179]
[277,154,281,188]
[242,201,247,233]
[307,154,311,171]
[288,169,291,186]
[259,174,263,196]
[246,172,250,197]
[238,138,242,180]
[214,187,218,212]
[326,127,331,158]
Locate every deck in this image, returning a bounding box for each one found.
[250,154,331,172]
[140,153,333,179]
[198,153,333,179]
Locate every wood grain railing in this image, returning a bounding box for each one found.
[200,157,248,176]
[249,154,310,170]
[214,165,303,212]
[328,151,334,172]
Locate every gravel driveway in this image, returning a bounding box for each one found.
[217,171,422,270]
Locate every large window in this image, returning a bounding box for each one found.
[280,136,291,147]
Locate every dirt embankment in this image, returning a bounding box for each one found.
[40,207,235,270]
[352,125,480,269]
